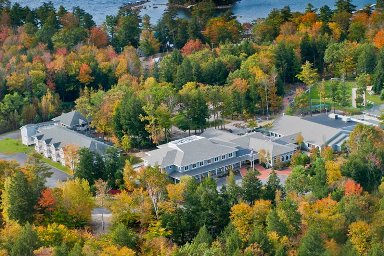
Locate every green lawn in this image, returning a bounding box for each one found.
[0,138,72,175]
[41,158,73,175]
[0,138,31,154]
[309,80,384,113]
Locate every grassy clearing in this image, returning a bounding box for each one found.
[309,80,384,112]
[0,138,72,175]
[125,154,143,165]
[41,158,73,175]
[0,138,31,154]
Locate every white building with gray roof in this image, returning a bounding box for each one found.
[33,126,111,166]
[143,130,297,181]
[269,114,353,151]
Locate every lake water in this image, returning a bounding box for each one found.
[11,0,374,25]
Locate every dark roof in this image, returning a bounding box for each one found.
[52,110,88,128]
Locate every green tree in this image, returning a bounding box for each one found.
[2,171,37,224]
[373,49,384,93]
[175,58,194,90]
[114,11,141,50]
[275,42,300,84]
[263,170,282,202]
[114,91,150,148]
[10,223,39,256]
[187,89,209,133]
[298,228,325,256]
[110,223,137,248]
[241,169,262,203]
[75,148,106,185]
[285,166,311,194]
[357,44,376,74]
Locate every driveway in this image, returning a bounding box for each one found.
[0,130,21,140]
[0,152,71,188]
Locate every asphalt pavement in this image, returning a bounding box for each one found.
[0,130,71,187]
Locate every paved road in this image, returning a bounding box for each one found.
[0,152,71,187]
[0,130,21,140]
[0,130,71,187]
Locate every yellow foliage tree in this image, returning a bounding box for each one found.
[348,221,372,255]
[325,160,342,185]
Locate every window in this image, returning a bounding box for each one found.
[192,163,197,169]
[286,155,289,160]
[281,156,284,161]
[199,161,204,166]
[168,166,172,170]
[229,153,233,157]
[207,159,211,164]
[184,166,189,171]
[214,157,219,162]
[222,155,226,160]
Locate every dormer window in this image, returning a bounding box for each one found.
[222,155,226,160]
[184,166,189,171]
[192,163,197,169]
[229,153,233,157]
[214,157,219,162]
[199,161,204,166]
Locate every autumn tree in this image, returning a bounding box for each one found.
[89,26,109,48]
[58,178,94,227]
[62,144,79,171]
[138,166,168,219]
[203,17,242,46]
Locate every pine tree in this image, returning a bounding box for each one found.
[241,169,262,203]
[298,228,325,256]
[373,49,384,93]
[2,171,36,224]
[193,225,213,245]
[264,170,282,202]
[10,223,39,256]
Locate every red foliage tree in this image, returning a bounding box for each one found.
[38,188,56,212]
[181,39,205,56]
[89,26,109,48]
[344,179,363,196]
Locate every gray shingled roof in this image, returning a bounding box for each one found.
[230,132,296,157]
[33,126,110,155]
[143,136,237,168]
[270,115,343,146]
[52,111,88,128]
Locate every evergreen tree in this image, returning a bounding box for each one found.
[263,170,282,202]
[2,171,37,223]
[111,223,137,248]
[311,159,329,199]
[298,228,325,256]
[75,148,106,185]
[114,91,150,147]
[175,59,194,90]
[241,169,262,203]
[373,49,384,93]
[188,90,209,133]
[357,44,377,74]
[193,225,213,245]
[275,42,300,84]
[10,223,39,256]
[335,0,356,13]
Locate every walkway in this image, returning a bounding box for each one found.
[240,165,292,184]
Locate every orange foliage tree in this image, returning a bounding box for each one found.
[373,29,384,48]
[77,63,94,85]
[89,27,109,48]
[181,39,205,56]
